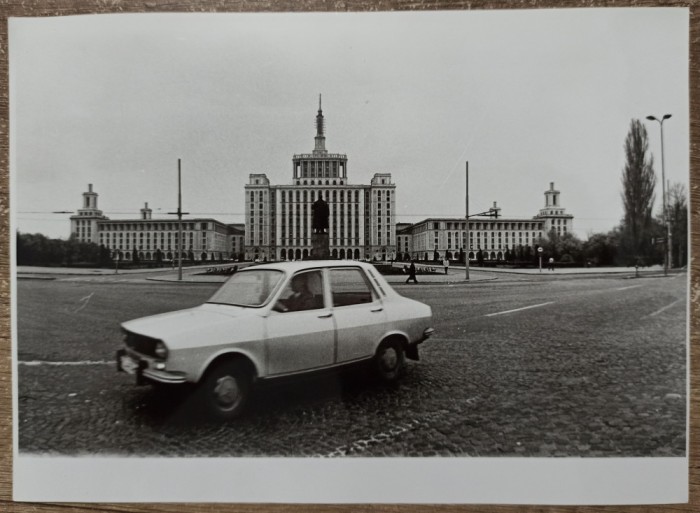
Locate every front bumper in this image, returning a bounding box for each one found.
[116,348,187,385]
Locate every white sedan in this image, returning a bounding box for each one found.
[117,261,434,419]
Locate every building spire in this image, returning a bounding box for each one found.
[314,94,326,153]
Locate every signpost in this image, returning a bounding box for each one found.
[538,246,543,272]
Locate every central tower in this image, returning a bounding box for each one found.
[292,95,348,186]
[314,94,326,154]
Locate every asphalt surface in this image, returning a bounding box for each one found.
[16,269,687,457]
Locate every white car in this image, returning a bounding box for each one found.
[117,260,434,419]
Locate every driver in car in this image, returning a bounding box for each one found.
[284,273,316,312]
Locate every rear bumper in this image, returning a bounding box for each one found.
[406,327,435,361]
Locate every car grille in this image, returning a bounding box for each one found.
[123,331,160,358]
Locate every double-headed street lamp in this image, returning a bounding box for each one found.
[465,162,500,280]
[645,114,672,276]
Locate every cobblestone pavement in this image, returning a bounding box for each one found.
[16,273,686,457]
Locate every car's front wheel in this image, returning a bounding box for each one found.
[198,359,251,420]
[373,339,405,382]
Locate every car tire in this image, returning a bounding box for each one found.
[198,359,251,420]
[373,339,405,382]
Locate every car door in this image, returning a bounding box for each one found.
[330,267,388,363]
[265,269,335,376]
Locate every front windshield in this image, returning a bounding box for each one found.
[207,269,284,307]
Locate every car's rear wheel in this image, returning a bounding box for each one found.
[198,359,251,420]
[374,339,405,382]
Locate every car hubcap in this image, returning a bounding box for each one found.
[380,347,398,370]
[213,376,241,411]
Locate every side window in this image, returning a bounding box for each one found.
[330,268,376,307]
[274,270,325,312]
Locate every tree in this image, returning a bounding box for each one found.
[583,230,620,267]
[620,119,657,265]
[538,229,584,265]
[668,182,688,268]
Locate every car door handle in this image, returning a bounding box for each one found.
[318,312,333,318]
[370,307,383,312]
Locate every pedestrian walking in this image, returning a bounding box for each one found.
[548,257,555,271]
[443,257,450,275]
[406,261,418,284]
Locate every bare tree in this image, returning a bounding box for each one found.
[668,182,688,268]
[620,119,656,264]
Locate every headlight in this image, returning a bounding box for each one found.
[154,341,168,360]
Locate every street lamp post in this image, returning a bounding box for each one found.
[465,161,470,281]
[168,159,190,281]
[646,114,672,276]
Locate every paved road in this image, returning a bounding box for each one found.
[16,272,686,457]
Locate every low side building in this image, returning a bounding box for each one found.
[69,185,237,262]
[399,183,574,261]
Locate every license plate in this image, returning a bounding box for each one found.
[120,354,138,375]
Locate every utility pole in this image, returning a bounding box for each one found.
[168,159,189,281]
[465,161,470,281]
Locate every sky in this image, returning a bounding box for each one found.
[9,8,690,240]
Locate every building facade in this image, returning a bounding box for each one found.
[69,185,238,262]
[399,182,574,261]
[244,98,396,262]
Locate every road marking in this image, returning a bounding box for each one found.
[19,360,112,366]
[616,285,644,291]
[73,292,95,313]
[320,405,478,457]
[485,301,554,317]
[648,299,683,317]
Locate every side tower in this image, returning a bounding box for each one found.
[70,184,107,244]
[244,173,272,262]
[535,182,574,236]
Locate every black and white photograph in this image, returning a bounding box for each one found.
[10,7,690,504]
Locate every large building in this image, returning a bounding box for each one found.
[398,182,574,261]
[244,98,397,262]
[70,185,244,262]
[70,100,573,265]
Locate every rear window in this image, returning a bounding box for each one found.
[330,268,377,307]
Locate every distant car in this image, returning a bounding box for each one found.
[117,260,434,419]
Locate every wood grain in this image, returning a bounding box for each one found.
[1,1,696,512]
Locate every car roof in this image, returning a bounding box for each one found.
[242,260,376,273]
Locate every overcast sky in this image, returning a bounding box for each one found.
[10,8,689,240]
